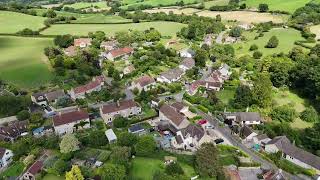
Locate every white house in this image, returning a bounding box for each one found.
[159,104,190,130]
[68,75,105,100]
[237,112,262,125]
[53,109,90,135]
[131,75,156,92]
[74,38,92,48]
[100,99,141,124]
[252,134,271,146]
[240,126,257,141]
[100,40,118,51]
[171,124,210,151]
[179,58,195,71]
[31,90,65,106]
[265,136,320,173]
[157,68,184,83]
[0,148,13,169]
[105,129,117,143]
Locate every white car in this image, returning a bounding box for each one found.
[205,125,214,129]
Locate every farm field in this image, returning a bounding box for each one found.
[0,11,46,33]
[196,10,288,23]
[204,0,229,9]
[64,1,109,9]
[34,9,131,23]
[42,21,186,36]
[0,36,53,88]
[310,24,320,40]
[121,0,199,9]
[233,28,305,57]
[130,157,197,179]
[243,0,320,13]
[144,8,288,23]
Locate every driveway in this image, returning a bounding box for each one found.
[158,90,185,102]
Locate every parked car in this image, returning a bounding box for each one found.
[214,138,224,144]
[205,125,214,129]
[197,119,208,125]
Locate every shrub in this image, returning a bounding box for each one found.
[253,51,263,59]
[259,3,269,12]
[17,110,30,121]
[265,36,279,48]
[229,26,243,37]
[300,107,319,122]
[249,44,258,51]
[270,105,297,122]
[165,162,184,175]
[113,116,129,128]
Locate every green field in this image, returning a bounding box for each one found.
[0,162,25,179]
[310,24,320,40]
[0,11,46,33]
[64,1,109,9]
[243,0,318,13]
[34,9,131,23]
[204,0,229,9]
[121,0,199,9]
[130,157,197,179]
[42,21,186,36]
[273,89,313,129]
[233,28,305,57]
[0,36,53,88]
[42,174,65,180]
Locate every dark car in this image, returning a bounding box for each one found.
[214,138,224,144]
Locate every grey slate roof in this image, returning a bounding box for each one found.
[237,112,261,122]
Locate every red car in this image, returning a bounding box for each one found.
[197,119,208,125]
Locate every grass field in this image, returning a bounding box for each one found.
[273,89,313,129]
[310,25,320,40]
[0,11,46,33]
[42,21,186,36]
[0,36,53,88]
[34,9,131,23]
[233,28,305,57]
[42,174,65,180]
[217,86,237,105]
[243,0,320,13]
[121,0,199,9]
[64,1,109,9]
[204,0,229,9]
[0,162,25,179]
[130,157,197,179]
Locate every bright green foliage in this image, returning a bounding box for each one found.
[271,105,297,122]
[60,134,80,154]
[300,107,319,122]
[66,165,84,180]
[135,136,157,156]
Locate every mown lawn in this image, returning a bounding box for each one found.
[0,162,25,179]
[42,21,186,36]
[217,86,237,105]
[233,28,305,57]
[0,36,54,88]
[130,157,197,179]
[42,174,65,180]
[64,1,109,9]
[243,0,320,13]
[0,11,46,33]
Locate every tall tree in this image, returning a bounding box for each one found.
[233,85,252,109]
[60,134,80,154]
[251,73,272,108]
[66,165,84,180]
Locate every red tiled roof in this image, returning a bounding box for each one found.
[159,104,185,127]
[74,38,92,47]
[53,109,89,127]
[73,76,104,94]
[134,75,155,87]
[109,47,133,58]
[28,161,43,175]
[101,99,139,114]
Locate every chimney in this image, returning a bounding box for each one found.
[246,107,249,112]
[77,107,80,112]
[59,111,62,116]
[117,100,120,107]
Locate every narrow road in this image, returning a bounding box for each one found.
[197,110,304,180]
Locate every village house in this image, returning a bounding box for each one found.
[179,58,195,71]
[123,64,135,75]
[252,134,271,147]
[179,48,195,58]
[171,124,210,151]
[159,104,190,130]
[100,99,141,124]
[53,109,90,135]
[239,126,257,141]
[265,136,320,173]
[20,160,43,180]
[74,38,92,48]
[31,89,66,106]
[0,120,28,142]
[100,40,118,51]
[64,45,77,57]
[157,68,184,83]
[225,112,262,126]
[68,75,105,100]
[131,75,156,92]
[106,47,134,61]
[105,129,117,143]
[0,147,13,169]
